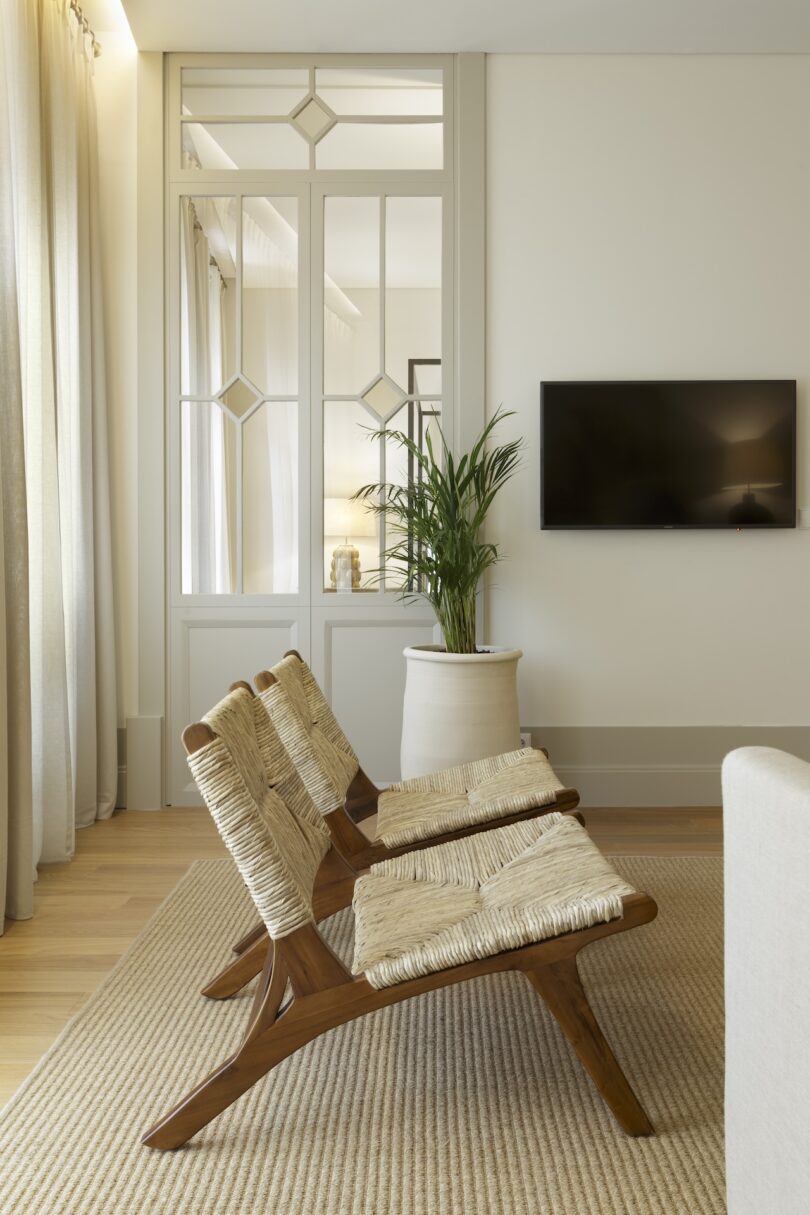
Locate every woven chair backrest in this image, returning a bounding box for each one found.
[189,689,330,939]
[257,654,359,817]
[205,686,329,843]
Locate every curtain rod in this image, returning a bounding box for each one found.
[69,0,102,57]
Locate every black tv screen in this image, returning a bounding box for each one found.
[540,380,796,529]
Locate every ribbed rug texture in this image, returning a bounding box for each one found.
[0,856,724,1215]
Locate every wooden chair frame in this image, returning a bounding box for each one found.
[143,721,657,1150]
[202,672,581,1002]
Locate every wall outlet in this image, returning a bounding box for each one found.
[519,731,532,749]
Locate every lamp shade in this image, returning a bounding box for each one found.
[324,497,376,539]
[723,438,784,490]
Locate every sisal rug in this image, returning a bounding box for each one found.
[0,857,724,1215]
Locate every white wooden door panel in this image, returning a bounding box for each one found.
[168,609,308,803]
[311,604,439,784]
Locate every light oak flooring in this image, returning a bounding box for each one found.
[0,805,721,1107]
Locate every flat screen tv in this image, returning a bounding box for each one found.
[540,380,796,529]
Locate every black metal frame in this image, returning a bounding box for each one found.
[406,358,442,589]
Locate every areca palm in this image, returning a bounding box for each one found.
[353,408,523,654]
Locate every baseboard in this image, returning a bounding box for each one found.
[552,763,721,807]
[523,725,810,807]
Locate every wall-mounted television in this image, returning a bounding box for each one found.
[540,380,797,529]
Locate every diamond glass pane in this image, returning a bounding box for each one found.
[180,197,237,397]
[363,376,403,419]
[242,197,298,396]
[293,98,333,141]
[220,377,260,418]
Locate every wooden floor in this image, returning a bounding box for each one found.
[0,804,721,1107]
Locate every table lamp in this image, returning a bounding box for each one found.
[324,497,376,591]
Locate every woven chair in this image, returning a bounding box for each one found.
[142,713,658,1150]
[207,652,583,1001]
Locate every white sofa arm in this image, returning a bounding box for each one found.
[723,747,810,1215]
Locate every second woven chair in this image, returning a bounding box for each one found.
[256,652,580,857]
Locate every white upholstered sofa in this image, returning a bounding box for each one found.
[722,747,810,1215]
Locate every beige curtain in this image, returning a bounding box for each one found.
[0,0,116,931]
[0,15,34,925]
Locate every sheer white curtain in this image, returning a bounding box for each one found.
[0,0,117,930]
[180,197,234,594]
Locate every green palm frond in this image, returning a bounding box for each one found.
[352,407,523,653]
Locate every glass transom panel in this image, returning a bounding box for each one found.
[362,375,405,420]
[180,62,444,171]
[292,98,334,142]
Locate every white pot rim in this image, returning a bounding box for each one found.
[403,644,523,664]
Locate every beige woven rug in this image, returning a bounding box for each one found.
[0,857,724,1215]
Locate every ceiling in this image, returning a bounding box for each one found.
[115,0,810,53]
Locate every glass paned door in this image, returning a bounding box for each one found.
[314,186,448,595]
[166,55,459,805]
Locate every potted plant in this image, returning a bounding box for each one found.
[354,408,524,779]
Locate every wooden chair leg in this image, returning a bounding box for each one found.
[201,935,270,1000]
[208,850,356,1001]
[524,954,654,1137]
[142,1032,292,1150]
[232,922,266,955]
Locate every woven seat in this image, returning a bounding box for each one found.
[354,813,634,988]
[143,703,657,1151]
[376,749,566,848]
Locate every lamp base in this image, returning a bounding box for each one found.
[330,543,361,591]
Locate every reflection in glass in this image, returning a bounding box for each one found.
[385,401,442,590]
[183,122,308,171]
[323,197,379,396]
[180,197,237,397]
[243,403,299,593]
[323,401,379,590]
[181,401,237,594]
[242,197,299,396]
[315,67,443,115]
[316,122,442,170]
[384,196,442,393]
[182,67,309,116]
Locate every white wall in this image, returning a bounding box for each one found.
[487,55,810,729]
[94,33,139,723]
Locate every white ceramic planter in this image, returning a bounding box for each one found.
[400,645,523,780]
